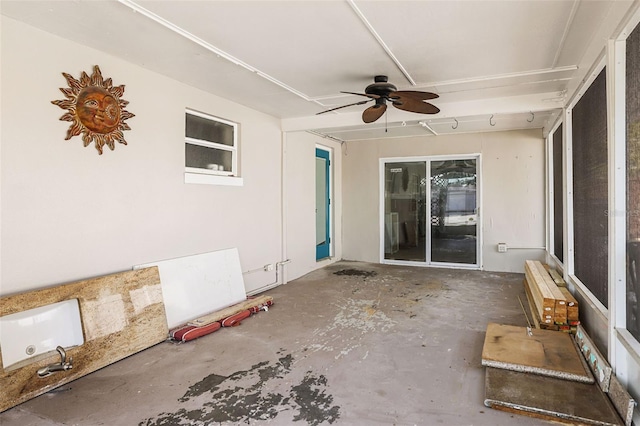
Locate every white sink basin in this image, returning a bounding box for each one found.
[0,299,84,370]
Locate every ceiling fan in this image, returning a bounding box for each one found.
[317,75,440,123]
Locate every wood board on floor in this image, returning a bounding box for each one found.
[482,322,593,383]
[134,248,246,328]
[187,295,273,327]
[484,367,623,425]
[0,267,168,413]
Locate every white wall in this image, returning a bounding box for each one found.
[284,131,343,282]
[342,129,546,273]
[0,17,287,295]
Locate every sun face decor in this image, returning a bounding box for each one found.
[52,65,134,154]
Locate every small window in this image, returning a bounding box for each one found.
[184,109,241,185]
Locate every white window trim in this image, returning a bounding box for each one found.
[546,120,563,269]
[184,108,241,186]
[564,55,608,315]
[184,172,243,186]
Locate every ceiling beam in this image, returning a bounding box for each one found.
[347,0,416,86]
[282,91,566,132]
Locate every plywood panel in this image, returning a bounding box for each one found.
[485,367,623,425]
[135,248,246,328]
[482,323,593,383]
[0,267,168,412]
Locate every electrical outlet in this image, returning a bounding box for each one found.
[264,264,274,272]
[497,243,508,253]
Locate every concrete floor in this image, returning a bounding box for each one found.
[0,261,551,425]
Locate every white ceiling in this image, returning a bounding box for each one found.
[1,0,636,141]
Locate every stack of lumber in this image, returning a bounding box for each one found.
[524,260,579,332]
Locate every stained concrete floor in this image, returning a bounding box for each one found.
[0,261,551,425]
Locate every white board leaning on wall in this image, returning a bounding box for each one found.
[134,248,246,329]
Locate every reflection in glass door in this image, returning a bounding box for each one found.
[430,159,477,265]
[383,162,427,262]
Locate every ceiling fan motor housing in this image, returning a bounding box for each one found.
[316,74,439,121]
[365,75,397,98]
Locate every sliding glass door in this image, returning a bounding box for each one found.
[383,161,427,262]
[430,159,478,265]
[382,156,479,268]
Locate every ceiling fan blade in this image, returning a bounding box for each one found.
[341,91,381,99]
[392,98,440,114]
[362,104,387,123]
[391,90,439,101]
[316,99,372,115]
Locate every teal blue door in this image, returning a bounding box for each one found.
[316,148,330,260]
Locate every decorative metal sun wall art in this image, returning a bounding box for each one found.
[52,65,134,154]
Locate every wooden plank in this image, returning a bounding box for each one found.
[524,278,559,330]
[525,269,554,322]
[523,280,541,329]
[187,295,273,327]
[533,261,567,324]
[559,287,579,322]
[525,263,553,316]
[524,273,554,324]
[482,323,593,383]
[525,260,556,300]
[485,367,623,426]
[539,323,560,331]
[525,261,556,321]
[525,260,568,324]
[548,268,567,287]
[0,267,168,413]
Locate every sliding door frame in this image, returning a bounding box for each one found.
[379,154,482,270]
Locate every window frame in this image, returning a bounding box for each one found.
[184,108,242,186]
[571,67,609,308]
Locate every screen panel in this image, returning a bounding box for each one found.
[626,22,640,341]
[572,69,608,307]
[553,124,564,262]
